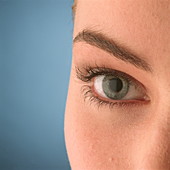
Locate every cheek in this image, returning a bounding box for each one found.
[65,104,138,170]
[64,81,137,170]
[65,105,114,169]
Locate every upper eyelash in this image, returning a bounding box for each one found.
[75,64,136,86]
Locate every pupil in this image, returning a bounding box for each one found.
[109,78,123,93]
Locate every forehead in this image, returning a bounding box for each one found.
[74,0,170,63]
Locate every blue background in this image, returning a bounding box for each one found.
[0,0,73,169]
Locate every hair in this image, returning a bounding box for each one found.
[72,0,77,17]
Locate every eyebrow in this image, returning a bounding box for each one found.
[73,29,152,72]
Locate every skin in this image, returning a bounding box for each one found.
[64,0,170,169]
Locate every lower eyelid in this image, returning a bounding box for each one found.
[81,84,150,110]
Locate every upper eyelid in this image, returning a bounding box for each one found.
[73,29,153,73]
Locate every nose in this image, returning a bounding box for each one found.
[137,113,170,170]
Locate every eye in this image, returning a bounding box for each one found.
[94,75,147,101]
[75,65,150,108]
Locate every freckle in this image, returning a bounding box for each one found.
[108,157,115,162]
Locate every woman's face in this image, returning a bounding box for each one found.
[64,0,170,169]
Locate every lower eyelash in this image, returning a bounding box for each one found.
[81,85,142,110]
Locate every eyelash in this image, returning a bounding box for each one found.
[75,64,149,109]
